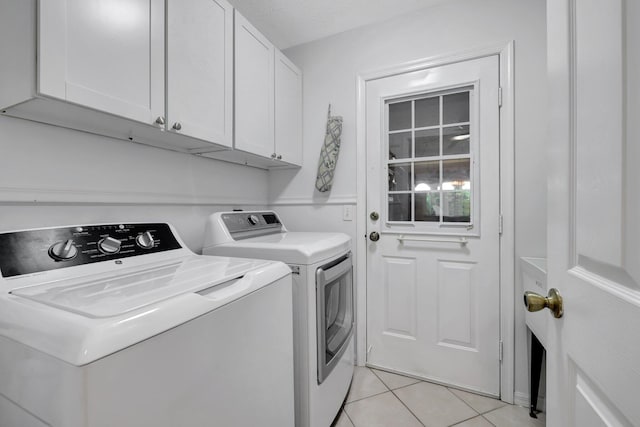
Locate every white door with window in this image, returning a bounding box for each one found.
[366,55,502,395]
[543,0,640,425]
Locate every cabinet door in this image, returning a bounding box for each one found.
[38,0,164,125]
[167,0,233,147]
[234,11,275,158]
[275,50,303,166]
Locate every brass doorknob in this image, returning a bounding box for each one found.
[524,288,563,318]
[369,231,380,242]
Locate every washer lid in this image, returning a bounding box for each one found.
[204,232,351,265]
[10,255,270,318]
[2,255,290,366]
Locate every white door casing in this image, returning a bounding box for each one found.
[365,55,501,395]
[545,0,640,425]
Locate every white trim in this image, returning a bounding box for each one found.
[499,41,516,405]
[269,196,357,206]
[0,186,267,206]
[356,42,516,403]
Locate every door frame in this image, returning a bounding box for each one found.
[355,42,516,402]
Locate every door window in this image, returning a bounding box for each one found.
[387,88,476,229]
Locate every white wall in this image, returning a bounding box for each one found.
[0,116,268,252]
[271,0,547,404]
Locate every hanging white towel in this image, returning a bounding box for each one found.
[315,105,343,192]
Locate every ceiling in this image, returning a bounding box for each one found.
[226,0,450,49]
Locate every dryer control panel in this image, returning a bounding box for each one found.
[0,223,181,278]
[221,211,283,240]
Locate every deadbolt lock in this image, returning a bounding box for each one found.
[370,211,379,221]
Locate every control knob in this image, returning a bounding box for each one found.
[248,215,260,225]
[136,231,155,249]
[49,240,78,261]
[98,237,121,254]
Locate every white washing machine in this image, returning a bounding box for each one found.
[0,222,295,427]
[203,211,355,427]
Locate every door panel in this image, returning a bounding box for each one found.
[382,256,417,337]
[437,261,476,349]
[545,0,640,425]
[366,56,501,395]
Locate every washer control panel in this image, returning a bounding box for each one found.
[0,223,181,278]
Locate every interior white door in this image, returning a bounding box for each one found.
[167,0,233,147]
[544,1,640,425]
[366,56,501,395]
[38,0,164,124]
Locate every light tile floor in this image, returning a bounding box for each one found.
[331,367,546,427]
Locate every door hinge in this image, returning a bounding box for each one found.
[498,214,504,235]
[498,87,503,107]
[499,340,503,362]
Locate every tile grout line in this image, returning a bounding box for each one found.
[480,414,498,427]
[445,386,509,418]
[345,389,389,404]
[389,388,427,427]
[342,408,356,427]
[444,386,482,414]
[369,368,426,427]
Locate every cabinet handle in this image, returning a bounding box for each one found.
[172,122,182,131]
[277,154,282,160]
[154,116,165,126]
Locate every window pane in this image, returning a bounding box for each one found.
[388,194,411,221]
[415,129,439,158]
[443,92,469,124]
[442,159,471,222]
[389,132,412,159]
[388,163,411,191]
[443,125,470,155]
[442,158,470,185]
[389,101,412,131]
[415,96,439,128]
[414,161,439,191]
[415,192,440,222]
[443,191,470,222]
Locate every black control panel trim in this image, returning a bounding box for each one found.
[0,223,182,278]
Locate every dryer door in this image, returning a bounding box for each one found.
[316,253,353,384]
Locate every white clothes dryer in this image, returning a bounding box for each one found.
[0,222,295,427]
[203,211,355,427]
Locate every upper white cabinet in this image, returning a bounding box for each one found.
[167,0,233,147]
[0,0,231,152]
[0,1,301,168]
[275,50,303,166]
[37,0,165,125]
[234,11,275,159]
[212,10,301,168]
